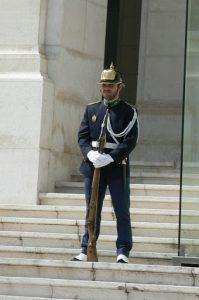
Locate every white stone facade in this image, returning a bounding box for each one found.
[0,0,187,204]
[44,0,107,193]
[135,0,186,163]
[0,0,48,204]
[0,0,107,204]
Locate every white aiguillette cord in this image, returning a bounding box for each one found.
[107,108,138,144]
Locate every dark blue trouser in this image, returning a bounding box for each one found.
[81,164,132,257]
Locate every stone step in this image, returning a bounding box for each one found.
[183,161,199,174]
[55,182,181,195]
[0,205,181,223]
[0,231,178,253]
[39,193,199,210]
[130,172,180,184]
[55,182,199,196]
[0,297,72,300]
[55,181,199,198]
[2,204,199,223]
[180,242,199,257]
[71,161,181,184]
[0,276,198,300]
[0,245,174,265]
[3,204,199,224]
[71,171,181,185]
[129,160,179,172]
[71,171,199,185]
[0,258,198,287]
[0,217,179,237]
[40,193,180,209]
[73,161,179,176]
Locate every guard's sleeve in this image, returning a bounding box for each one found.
[108,108,139,163]
[78,106,93,159]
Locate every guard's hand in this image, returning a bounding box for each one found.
[87,150,101,163]
[93,154,114,168]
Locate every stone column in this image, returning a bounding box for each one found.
[0,0,51,204]
[135,0,187,164]
[0,0,108,204]
[44,0,107,190]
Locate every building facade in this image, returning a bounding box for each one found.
[0,0,186,205]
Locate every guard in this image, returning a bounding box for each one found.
[73,63,139,263]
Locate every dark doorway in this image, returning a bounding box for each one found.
[104,0,120,68]
[104,0,142,104]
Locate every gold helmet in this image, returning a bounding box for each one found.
[99,62,123,85]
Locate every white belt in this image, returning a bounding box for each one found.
[92,141,117,149]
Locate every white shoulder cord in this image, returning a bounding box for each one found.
[107,108,138,144]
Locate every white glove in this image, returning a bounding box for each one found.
[87,150,101,163]
[93,153,114,168]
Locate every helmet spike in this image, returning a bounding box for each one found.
[110,62,115,70]
[99,61,123,85]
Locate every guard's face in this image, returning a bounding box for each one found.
[100,83,122,100]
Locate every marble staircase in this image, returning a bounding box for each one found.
[0,162,199,299]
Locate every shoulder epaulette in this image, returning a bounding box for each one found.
[123,101,138,114]
[124,101,134,108]
[87,100,101,106]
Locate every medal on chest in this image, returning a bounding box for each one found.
[91,114,97,123]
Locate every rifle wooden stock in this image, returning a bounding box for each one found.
[87,168,100,262]
[87,109,109,262]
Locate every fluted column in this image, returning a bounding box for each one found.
[0,0,51,204]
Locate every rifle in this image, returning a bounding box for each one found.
[87,109,109,262]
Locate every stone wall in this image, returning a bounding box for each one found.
[135,0,187,163]
[43,0,107,191]
[0,0,48,204]
[0,0,107,204]
[0,0,188,204]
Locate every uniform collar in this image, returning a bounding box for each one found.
[103,98,121,108]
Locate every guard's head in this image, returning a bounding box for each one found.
[99,62,124,86]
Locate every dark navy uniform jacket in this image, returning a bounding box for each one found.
[78,100,139,178]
